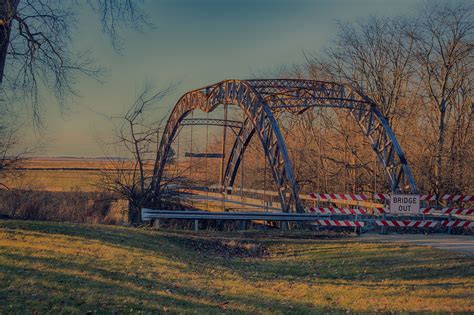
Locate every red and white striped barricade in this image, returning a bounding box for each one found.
[374,220,438,228]
[441,195,474,203]
[374,194,474,203]
[372,207,388,214]
[313,219,365,227]
[441,220,474,229]
[421,207,474,216]
[373,194,437,201]
[373,193,389,201]
[308,193,368,201]
[309,207,367,215]
[420,195,437,201]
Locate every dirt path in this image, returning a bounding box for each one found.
[360,233,474,257]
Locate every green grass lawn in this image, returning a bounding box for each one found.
[1,220,473,313]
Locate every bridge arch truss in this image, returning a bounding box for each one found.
[152,79,417,213]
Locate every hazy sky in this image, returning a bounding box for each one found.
[24,0,424,157]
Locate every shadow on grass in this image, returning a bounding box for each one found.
[222,243,474,283]
[0,220,186,256]
[1,220,473,284]
[0,251,323,314]
[0,260,225,313]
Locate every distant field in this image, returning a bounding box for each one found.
[4,157,143,191]
[19,157,116,170]
[6,170,102,192]
[4,157,178,192]
[1,220,473,313]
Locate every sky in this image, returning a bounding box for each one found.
[22,0,424,157]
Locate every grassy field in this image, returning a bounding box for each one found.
[7,170,102,192]
[1,220,473,313]
[5,157,112,191]
[4,157,165,192]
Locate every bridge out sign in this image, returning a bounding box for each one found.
[389,194,420,215]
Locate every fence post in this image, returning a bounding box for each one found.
[421,197,425,222]
[448,214,452,234]
[194,219,199,231]
[354,204,359,234]
[446,197,452,234]
[381,197,388,234]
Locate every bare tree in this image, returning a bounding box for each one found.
[298,3,473,195]
[297,16,418,193]
[311,16,416,118]
[0,0,149,123]
[409,0,473,194]
[0,0,19,83]
[98,83,185,223]
[0,108,26,189]
[0,0,151,198]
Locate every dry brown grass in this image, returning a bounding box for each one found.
[19,157,148,170]
[4,157,171,192]
[5,170,102,192]
[0,190,127,225]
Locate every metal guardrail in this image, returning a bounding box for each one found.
[142,209,340,231]
[142,209,324,221]
[142,208,474,232]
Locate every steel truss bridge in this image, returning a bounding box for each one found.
[151,79,417,213]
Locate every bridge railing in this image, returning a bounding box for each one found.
[167,187,474,231]
[141,208,366,231]
[141,209,473,232]
[186,186,473,217]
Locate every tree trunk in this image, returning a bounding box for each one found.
[0,0,20,84]
[128,201,142,224]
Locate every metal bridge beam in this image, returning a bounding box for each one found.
[151,79,304,212]
[221,79,417,195]
[181,118,242,129]
[152,79,417,215]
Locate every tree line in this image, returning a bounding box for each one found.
[0,1,472,223]
[196,1,472,197]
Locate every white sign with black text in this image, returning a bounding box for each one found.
[389,194,420,215]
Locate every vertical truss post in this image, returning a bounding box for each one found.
[219,104,228,187]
